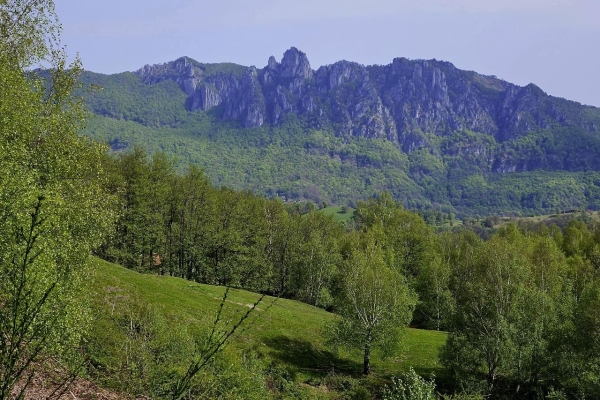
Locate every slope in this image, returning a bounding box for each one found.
[87,258,446,397]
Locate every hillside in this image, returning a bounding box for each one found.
[79,48,600,216]
[85,258,446,398]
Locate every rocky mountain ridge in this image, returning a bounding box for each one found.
[135,47,599,152]
[80,50,600,215]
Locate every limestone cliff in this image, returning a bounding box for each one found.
[134,48,599,157]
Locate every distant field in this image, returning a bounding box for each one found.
[489,210,600,228]
[318,206,355,224]
[517,210,599,223]
[317,207,600,231]
[91,258,446,391]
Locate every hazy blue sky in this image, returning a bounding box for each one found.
[55,0,600,106]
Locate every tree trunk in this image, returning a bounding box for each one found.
[363,342,371,375]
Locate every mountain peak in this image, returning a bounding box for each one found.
[278,47,313,80]
[267,55,278,70]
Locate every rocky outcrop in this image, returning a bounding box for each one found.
[137,57,203,95]
[313,61,398,141]
[187,84,222,111]
[223,67,266,128]
[139,58,268,127]
[134,48,600,151]
[278,47,313,80]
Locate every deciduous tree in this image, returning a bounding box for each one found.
[327,228,416,375]
[0,1,115,397]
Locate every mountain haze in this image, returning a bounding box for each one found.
[80,47,600,216]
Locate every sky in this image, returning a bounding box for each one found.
[54,0,600,107]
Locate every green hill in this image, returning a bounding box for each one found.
[87,258,446,398]
[83,111,600,218]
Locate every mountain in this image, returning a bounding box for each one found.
[79,47,600,217]
[134,48,598,143]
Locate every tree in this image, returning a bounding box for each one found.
[263,199,298,295]
[173,165,215,281]
[107,148,155,270]
[0,1,115,397]
[441,226,571,396]
[553,280,600,397]
[205,188,268,288]
[354,192,434,280]
[327,228,416,375]
[441,233,530,394]
[0,0,61,69]
[291,212,342,307]
[415,252,454,331]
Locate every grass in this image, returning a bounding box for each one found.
[518,210,599,223]
[318,206,355,224]
[486,210,600,229]
[90,258,446,393]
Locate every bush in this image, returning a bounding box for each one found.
[382,368,436,400]
[85,300,196,397]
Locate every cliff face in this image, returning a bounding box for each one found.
[135,47,599,154]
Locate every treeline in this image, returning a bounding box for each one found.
[97,148,345,308]
[97,149,600,398]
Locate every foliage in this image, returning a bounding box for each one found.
[354,192,435,279]
[97,149,349,306]
[382,368,437,400]
[15,2,600,399]
[79,71,188,127]
[86,286,269,399]
[438,222,600,398]
[0,1,115,397]
[327,227,416,375]
[0,0,60,68]
[414,246,455,331]
[76,66,600,217]
[90,145,600,396]
[88,258,446,398]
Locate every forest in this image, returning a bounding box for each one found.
[81,99,600,219]
[1,1,600,399]
[91,149,600,398]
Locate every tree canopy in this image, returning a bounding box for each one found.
[0,1,115,397]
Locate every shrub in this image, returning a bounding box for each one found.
[382,368,436,400]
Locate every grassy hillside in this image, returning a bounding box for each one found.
[89,258,446,397]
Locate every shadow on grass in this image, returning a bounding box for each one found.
[412,366,441,379]
[263,335,361,375]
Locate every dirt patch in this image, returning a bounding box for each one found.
[210,296,263,311]
[10,363,144,400]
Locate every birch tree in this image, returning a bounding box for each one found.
[327,228,416,375]
[0,1,115,397]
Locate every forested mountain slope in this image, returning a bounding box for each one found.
[79,48,600,216]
